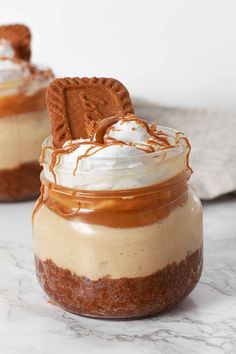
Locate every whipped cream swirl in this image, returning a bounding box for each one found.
[0,38,53,94]
[0,39,15,59]
[0,39,31,87]
[0,58,30,85]
[41,115,190,190]
[0,58,53,96]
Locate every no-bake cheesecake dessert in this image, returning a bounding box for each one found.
[32,77,203,319]
[0,24,54,201]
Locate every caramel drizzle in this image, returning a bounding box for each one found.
[73,144,104,176]
[93,114,175,154]
[93,119,166,157]
[91,116,120,143]
[43,114,191,183]
[176,132,193,173]
[41,142,104,184]
[32,183,45,223]
[102,115,192,172]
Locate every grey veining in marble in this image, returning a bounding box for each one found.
[0,196,236,354]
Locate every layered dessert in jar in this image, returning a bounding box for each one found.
[32,77,203,319]
[0,24,54,201]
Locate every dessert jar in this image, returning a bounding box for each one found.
[0,62,53,201]
[32,133,203,319]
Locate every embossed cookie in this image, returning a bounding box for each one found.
[0,24,31,61]
[46,77,134,147]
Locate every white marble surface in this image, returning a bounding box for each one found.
[0,195,236,354]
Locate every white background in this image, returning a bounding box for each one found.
[1,0,236,109]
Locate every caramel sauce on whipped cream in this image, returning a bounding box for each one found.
[41,114,186,179]
[34,114,192,228]
[0,58,53,117]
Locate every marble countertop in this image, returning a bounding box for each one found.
[0,195,236,354]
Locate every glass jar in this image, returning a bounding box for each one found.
[0,66,53,201]
[32,135,203,319]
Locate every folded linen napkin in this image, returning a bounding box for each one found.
[134,98,236,200]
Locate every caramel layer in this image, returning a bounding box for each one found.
[33,170,190,228]
[0,88,46,117]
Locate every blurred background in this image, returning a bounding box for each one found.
[1,0,236,110]
[1,0,236,199]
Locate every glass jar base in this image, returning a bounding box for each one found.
[45,297,195,320]
[36,247,203,320]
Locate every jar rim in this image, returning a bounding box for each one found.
[41,169,191,198]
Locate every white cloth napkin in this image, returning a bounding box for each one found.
[134,98,236,200]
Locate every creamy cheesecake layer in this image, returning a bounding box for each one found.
[33,189,203,280]
[0,109,50,169]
